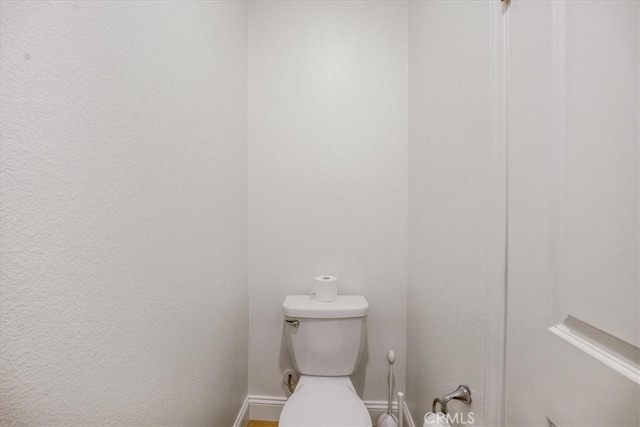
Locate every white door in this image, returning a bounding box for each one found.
[506,1,639,426]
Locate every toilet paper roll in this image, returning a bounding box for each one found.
[312,275,338,302]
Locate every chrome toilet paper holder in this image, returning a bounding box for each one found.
[432,385,472,415]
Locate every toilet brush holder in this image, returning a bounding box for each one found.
[377,412,398,427]
[376,350,399,427]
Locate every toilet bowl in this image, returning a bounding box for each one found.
[279,376,371,427]
[280,295,372,427]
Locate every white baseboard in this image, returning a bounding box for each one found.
[231,396,250,427]
[234,395,415,427]
[247,395,287,422]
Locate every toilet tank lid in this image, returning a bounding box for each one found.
[282,295,369,319]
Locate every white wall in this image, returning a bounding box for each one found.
[0,2,248,425]
[248,0,408,401]
[407,1,491,423]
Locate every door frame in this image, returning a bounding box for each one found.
[484,1,510,426]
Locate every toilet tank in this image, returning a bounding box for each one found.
[282,295,369,376]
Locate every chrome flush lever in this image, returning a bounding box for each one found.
[284,319,299,327]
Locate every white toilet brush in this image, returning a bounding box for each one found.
[376,351,399,427]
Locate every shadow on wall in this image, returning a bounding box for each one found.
[279,326,292,394]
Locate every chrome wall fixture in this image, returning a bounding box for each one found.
[432,385,472,415]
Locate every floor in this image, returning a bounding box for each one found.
[247,421,278,427]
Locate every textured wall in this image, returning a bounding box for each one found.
[407,1,491,423]
[247,0,408,401]
[0,2,248,425]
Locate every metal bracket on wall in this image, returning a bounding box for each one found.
[432,385,472,415]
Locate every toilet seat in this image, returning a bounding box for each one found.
[279,376,372,427]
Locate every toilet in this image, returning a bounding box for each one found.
[279,295,372,427]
